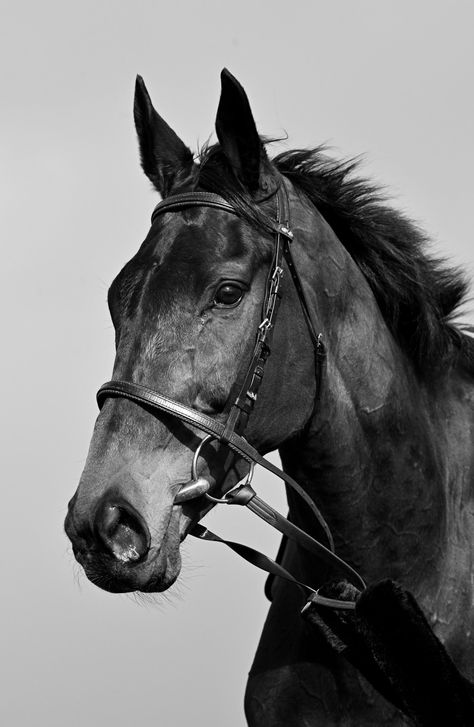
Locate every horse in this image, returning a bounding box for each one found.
[65,69,474,726]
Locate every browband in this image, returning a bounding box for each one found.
[151,190,285,236]
[151,191,237,222]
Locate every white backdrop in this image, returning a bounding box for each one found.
[2,2,474,726]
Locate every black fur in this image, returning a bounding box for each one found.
[134,75,195,196]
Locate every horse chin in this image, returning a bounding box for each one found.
[77,546,182,593]
[75,520,183,594]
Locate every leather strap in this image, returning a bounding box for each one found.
[244,491,364,589]
[222,205,288,440]
[193,522,362,609]
[152,191,279,233]
[152,192,233,221]
[193,523,310,592]
[224,484,363,590]
[96,379,334,549]
[283,239,321,350]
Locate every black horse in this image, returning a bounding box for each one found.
[65,69,474,725]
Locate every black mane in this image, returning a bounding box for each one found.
[274,148,474,374]
[194,143,473,375]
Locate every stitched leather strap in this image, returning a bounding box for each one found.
[151,192,237,222]
[151,191,281,234]
[222,213,287,440]
[96,379,334,550]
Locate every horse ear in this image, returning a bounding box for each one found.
[134,75,195,196]
[215,68,266,192]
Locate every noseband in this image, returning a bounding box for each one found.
[96,182,366,609]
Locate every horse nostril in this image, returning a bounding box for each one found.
[94,500,151,564]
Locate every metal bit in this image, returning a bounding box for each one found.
[174,477,211,504]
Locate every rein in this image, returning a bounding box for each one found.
[97,183,366,609]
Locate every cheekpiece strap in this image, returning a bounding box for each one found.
[221,183,291,440]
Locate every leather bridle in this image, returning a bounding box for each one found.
[96,181,366,609]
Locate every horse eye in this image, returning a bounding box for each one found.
[214,283,244,307]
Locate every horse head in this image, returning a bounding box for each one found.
[65,68,474,726]
[64,70,318,593]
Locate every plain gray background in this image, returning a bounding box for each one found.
[2,2,474,726]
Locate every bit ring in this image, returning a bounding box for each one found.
[191,435,255,504]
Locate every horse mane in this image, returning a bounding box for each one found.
[194,143,474,377]
[274,148,474,375]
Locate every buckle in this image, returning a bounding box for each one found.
[206,463,256,504]
[278,224,293,240]
[272,265,283,281]
[258,317,272,334]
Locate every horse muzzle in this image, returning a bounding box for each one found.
[64,492,181,592]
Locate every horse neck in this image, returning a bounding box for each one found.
[278,194,450,593]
